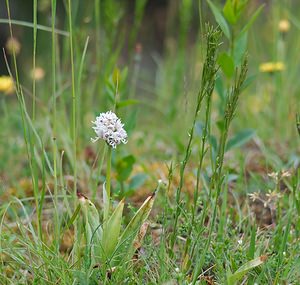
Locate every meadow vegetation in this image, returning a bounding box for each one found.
[0,0,299,284]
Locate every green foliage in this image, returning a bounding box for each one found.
[117,192,156,263]
[223,0,248,25]
[0,0,299,284]
[217,52,235,77]
[227,256,267,285]
[207,0,264,68]
[78,193,103,255]
[116,155,136,182]
[102,199,124,262]
[240,4,265,36]
[296,114,300,137]
[233,31,248,66]
[128,174,148,192]
[78,186,157,273]
[207,0,231,39]
[226,129,255,151]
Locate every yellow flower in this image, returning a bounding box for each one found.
[259,62,285,73]
[0,76,14,95]
[278,19,290,33]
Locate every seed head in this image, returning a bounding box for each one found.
[91,111,127,148]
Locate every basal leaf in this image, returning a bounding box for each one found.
[115,192,156,265]
[102,199,124,262]
[78,193,103,259]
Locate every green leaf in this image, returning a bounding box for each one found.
[215,76,226,102]
[103,182,109,222]
[78,193,103,255]
[227,256,267,285]
[223,0,237,24]
[241,74,256,91]
[240,4,265,36]
[235,0,249,19]
[296,113,300,137]
[120,67,128,86]
[113,67,120,87]
[116,155,136,182]
[216,119,225,132]
[195,121,204,137]
[207,0,231,39]
[102,199,124,262]
[116,99,139,109]
[225,129,255,151]
[209,135,218,153]
[248,225,256,259]
[120,193,155,242]
[66,204,81,229]
[278,212,292,266]
[106,82,115,104]
[233,32,248,66]
[128,173,148,190]
[217,52,235,77]
[116,192,156,264]
[126,109,137,134]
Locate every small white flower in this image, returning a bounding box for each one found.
[91,111,127,148]
[281,170,291,178]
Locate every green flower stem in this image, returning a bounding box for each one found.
[104,146,112,221]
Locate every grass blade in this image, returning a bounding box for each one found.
[227,255,267,285]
